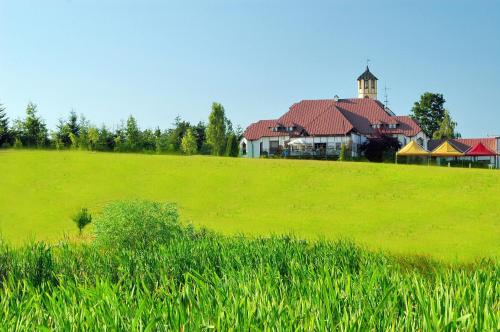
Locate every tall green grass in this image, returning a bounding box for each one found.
[0,201,498,330]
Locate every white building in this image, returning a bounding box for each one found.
[241,67,428,158]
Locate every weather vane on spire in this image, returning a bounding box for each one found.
[366,59,371,68]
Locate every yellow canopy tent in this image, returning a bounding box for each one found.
[430,141,464,157]
[395,141,429,164]
[396,141,429,156]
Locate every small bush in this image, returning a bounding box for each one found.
[72,208,92,235]
[93,200,181,251]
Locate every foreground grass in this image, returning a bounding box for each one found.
[0,201,498,330]
[1,237,499,329]
[1,149,499,261]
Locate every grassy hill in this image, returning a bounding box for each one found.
[0,149,499,261]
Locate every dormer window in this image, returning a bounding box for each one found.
[270,125,296,132]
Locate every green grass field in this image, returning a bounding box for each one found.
[0,149,499,261]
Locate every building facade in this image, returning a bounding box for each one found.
[241,67,428,158]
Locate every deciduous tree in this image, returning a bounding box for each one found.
[206,102,226,156]
[410,93,446,138]
[432,110,458,140]
[87,126,100,151]
[225,133,239,157]
[181,128,197,155]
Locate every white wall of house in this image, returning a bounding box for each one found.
[241,131,429,158]
[242,135,352,158]
[240,138,258,158]
[247,140,260,158]
[240,136,290,158]
[351,133,366,157]
[291,136,350,145]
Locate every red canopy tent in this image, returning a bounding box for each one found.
[465,142,496,156]
[465,142,498,168]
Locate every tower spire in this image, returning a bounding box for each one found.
[357,64,378,100]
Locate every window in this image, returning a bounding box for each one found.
[335,143,342,150]
[269,141,279,155]
[364,80,369,89]
[314,143,327,155]
[417,138,424,146]
[314,143,326,150]
[242,143,247,155]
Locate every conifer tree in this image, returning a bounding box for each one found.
[0,102,10,147]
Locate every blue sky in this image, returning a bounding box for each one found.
[1,0,499,136]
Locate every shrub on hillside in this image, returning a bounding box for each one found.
[72,208,92,235]
[93,200,182,251]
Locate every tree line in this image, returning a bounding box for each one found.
[0,101,241,157]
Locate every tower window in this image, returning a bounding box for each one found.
[364,80,369,89]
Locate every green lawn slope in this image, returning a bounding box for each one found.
[0,150,498,261]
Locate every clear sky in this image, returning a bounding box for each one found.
[1,0,499,136]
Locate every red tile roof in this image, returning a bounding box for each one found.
[243,120,281,141]
[382,116,422,137]
[243,98,423,140]
[277,100,353,136]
